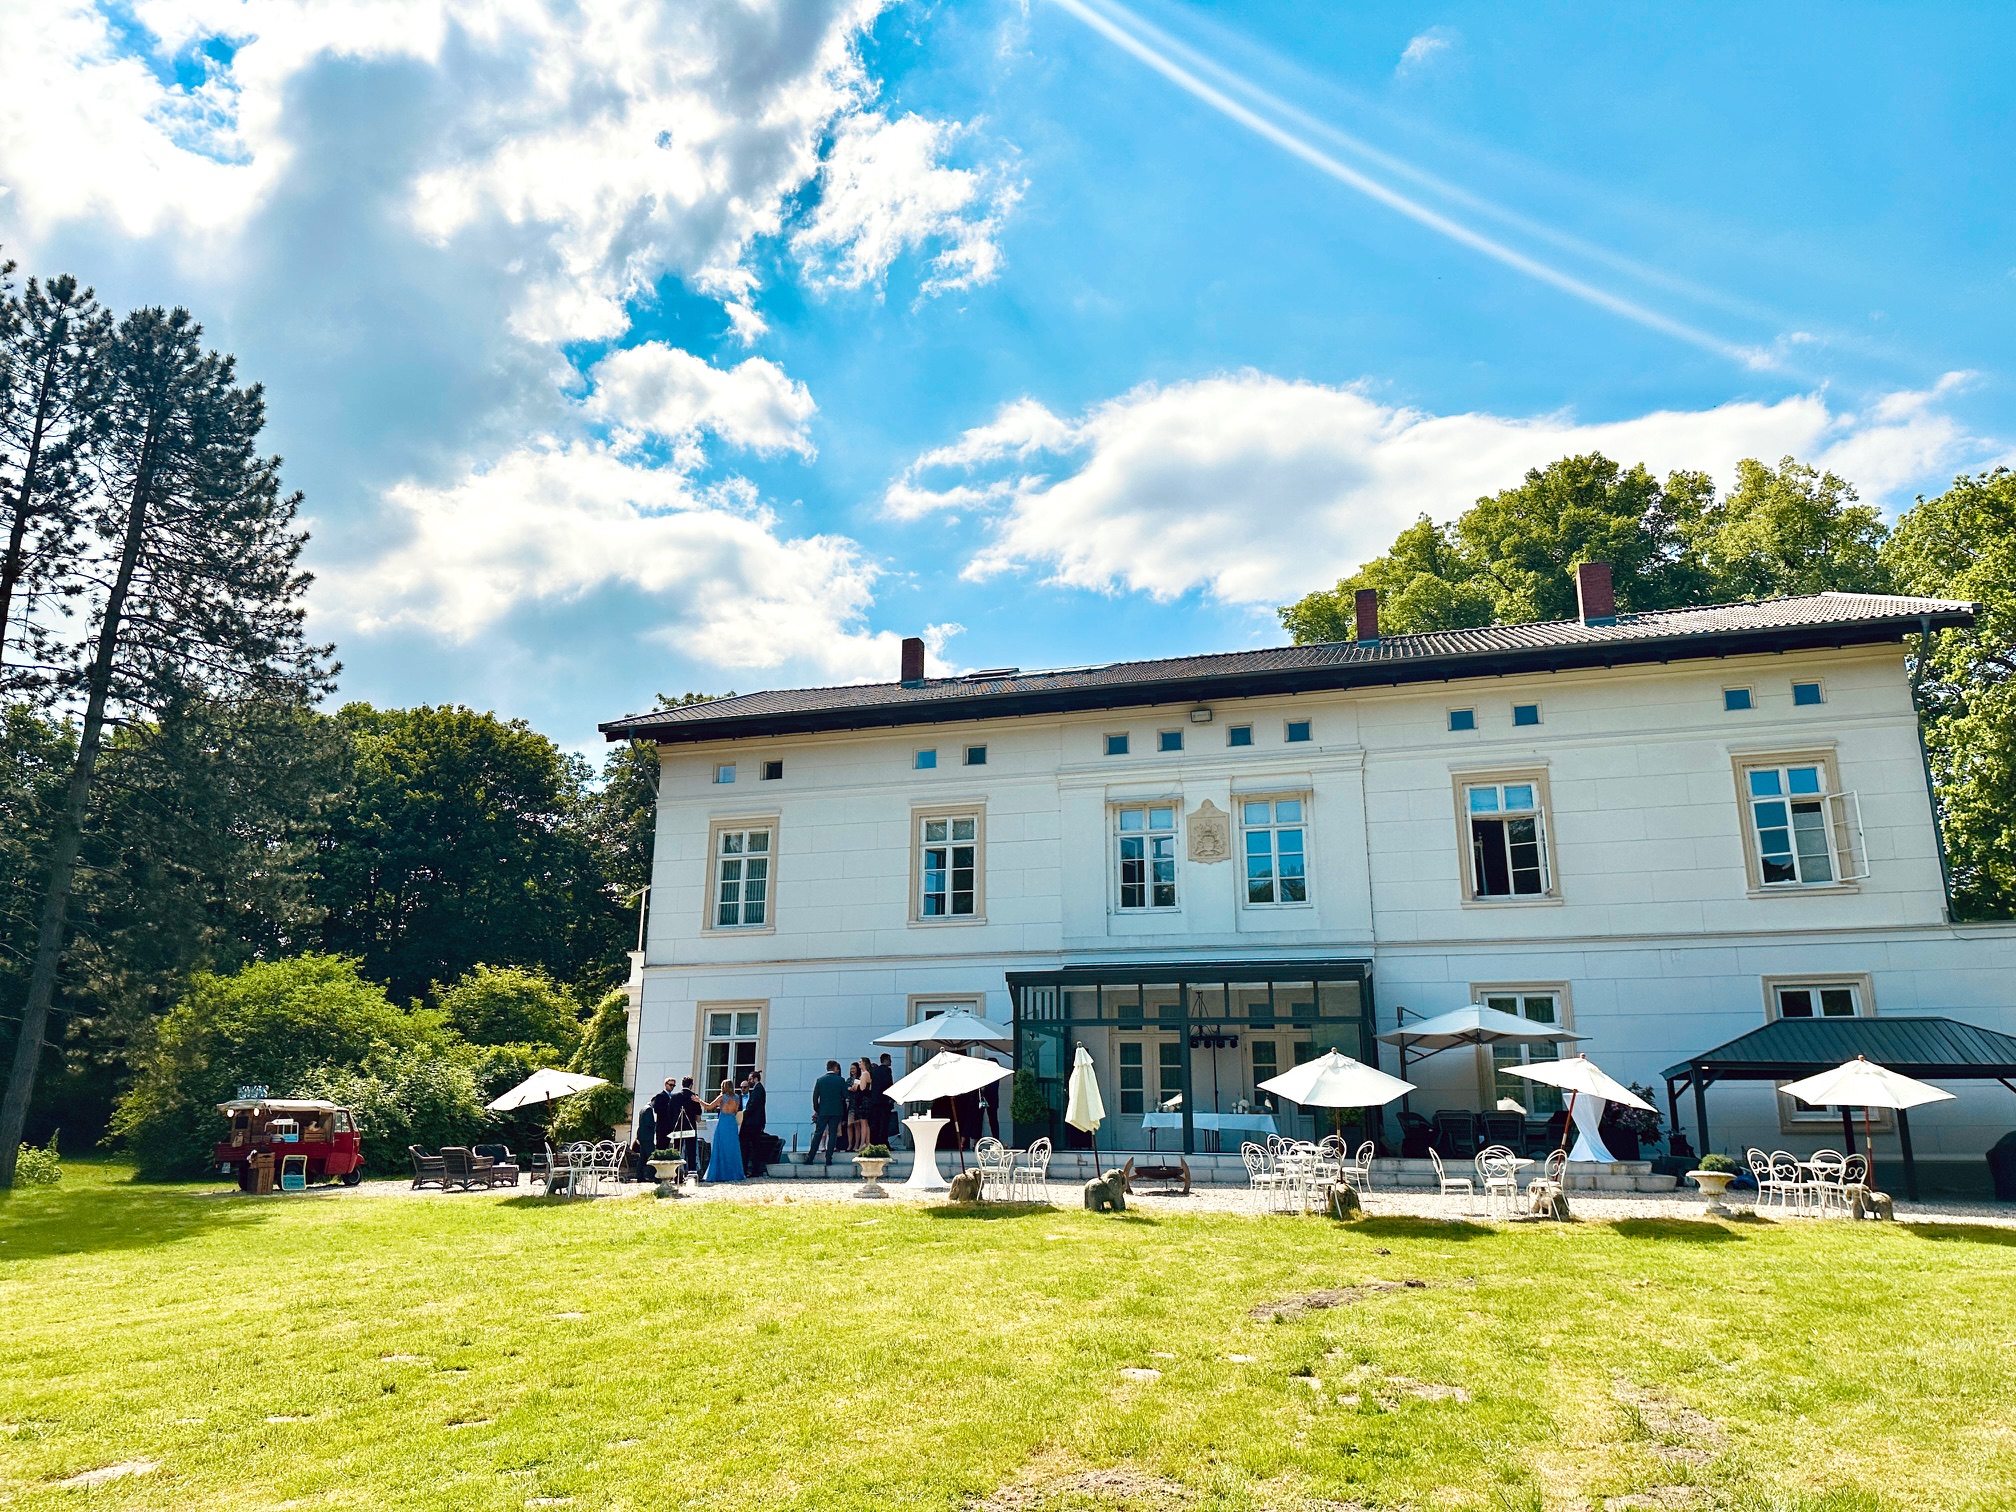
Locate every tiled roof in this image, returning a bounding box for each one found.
[602,592,1974,744]
[1662,1015,2016,1080]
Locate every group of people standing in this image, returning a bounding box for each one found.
[805,1050,1006,1166]
[641,1070,768,1184]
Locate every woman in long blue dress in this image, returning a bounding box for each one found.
[702,1080,745,1182]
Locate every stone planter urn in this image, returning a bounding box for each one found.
[1686,1169,1738,1217]
[649,1158,686,1198]
[853,1156,891,1200]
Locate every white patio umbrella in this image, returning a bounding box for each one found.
[1505,1055,1652,1162]
[1066,1045,1107,1174]
[885,1050,1013,1175]
[486,1067,607,1112]
[873,1010,1013,1048]
[1376,1004,1589,1054]
[1258,1050,1416,1110]
[1779,1056,1955,1195]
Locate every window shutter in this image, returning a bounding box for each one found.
[1828,791,1870,881]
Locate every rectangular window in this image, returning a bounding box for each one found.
[703,1007,762,1090]
[1119,1042,1144,1115]
[1158,1041,1183,1108]
[914,748,937,770]
[713,828,772,927]
[1747,764,1835,885]
[919,814,979,918]
[1449,708,1476,732]
[1105,733,1130,756]
[964,745,987,766]
[1115,804,1178,910]
[1793,681,1825,706]
[1775,983,1860,1019]
[1241,797,1309,906]
[762,759,784,780]
[1512,703,1541,727]
[1227,724,1253,747]
[1284,719,1312,743]
[1724,687,1754,712]
[1468,781,1548,897]
[1158,730,1183,753]
[1484,993,1563,1114]
[714,763,736,784]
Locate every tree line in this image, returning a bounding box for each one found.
[1280,453,2016,921]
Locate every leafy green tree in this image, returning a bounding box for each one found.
[1687,457,1892,601]
[108,954,464,1179]
[435,964,582,1059]
[2,306,328,1188]
[1278,516,1494,640]
[552,988,632,1143]
[1886,468,2016,918]
[311,704,627,1005]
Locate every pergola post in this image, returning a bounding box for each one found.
[1691,1069,1711,1157]
[1897,1106,1919,1202]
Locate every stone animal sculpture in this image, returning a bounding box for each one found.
[947,1168,984,1204]
[1083,1167,1128,1212]
[1325,1183,1361,1220]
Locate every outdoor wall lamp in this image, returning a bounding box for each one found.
[1188,706,1213,723]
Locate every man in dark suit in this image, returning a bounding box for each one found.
[739,1070,768,1171]
[660,1077,702,1180]
[649,1078,679,1141]
[869,1053,895,1143]
[809,1060,849,1166]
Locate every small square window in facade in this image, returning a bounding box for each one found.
[1512,703,1541,727]
[1115,804,1177,909]
[964,745,987,766]
[762,759,784,780]
[1467,782,1548,897]
[1284,719,1312,743]
[1105,733,1130,756]
[713,763,736,784]
[1776,983,1860,1019]
[1448,709,1476,732]
[1793,681,1825,706]
[1241,797,1308,905]
[1227,724,1253,747]
[1724,688,1754,712]
[914,748,938,770]
[1158,730,1183,753]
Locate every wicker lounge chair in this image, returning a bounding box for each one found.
[409,1145,446,1190]
[474,1143,523,1186]
[440,1146,498,1191]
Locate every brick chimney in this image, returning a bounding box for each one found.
[1354,588,1380,645]
[900,635,926,685]
[1576,561,1616,626]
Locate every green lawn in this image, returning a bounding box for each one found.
[3,1163,2015,1511]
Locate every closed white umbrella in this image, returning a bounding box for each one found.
[1779,1056,1955,1195]
[1066,1045,1106,1175]
[874,1011,1013,1048]
[1258,1050,1416,1109]
[486,1067,607,1112]
[1505,1055,1652,1162]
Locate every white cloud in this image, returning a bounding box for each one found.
[792,110,1019,296]
[587,343,816,460]
[896,373,1990,607]
[333,439,901,679]
[1396,27,1456,77]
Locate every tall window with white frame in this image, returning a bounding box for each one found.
[919,815,979,918]
[1484,992,1563,1113]
[1746,764,1835,885]
[1242,798,1308,905]
[703,1007,762,1090]
[713,826,771,927]
[1467,781,1548,897]
[1115,804,1178,909]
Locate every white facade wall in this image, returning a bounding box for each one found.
[629,642,2016,1179]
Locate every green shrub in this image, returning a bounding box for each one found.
[110,954,460,1179]
[1697,1152,1739,1174]
[14,1132,61,1186]
[296,1055,488,1176]
[551,988,632,1143]
[436,964,582,1059]
[1009,1067,1049,1132]
[855,1144,891,1161]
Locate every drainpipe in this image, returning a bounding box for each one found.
[1909,614,1956,924]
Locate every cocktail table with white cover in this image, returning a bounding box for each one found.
[882,1051,1013,1195]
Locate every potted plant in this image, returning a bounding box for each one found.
[853,1143,893,1200]
[647,1148,685,1196]
[1686,1152,1741,1216]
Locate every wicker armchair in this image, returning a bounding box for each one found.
[474,1143,522,1186]
[440,1146,496,1191]
[408,1145,446,1190]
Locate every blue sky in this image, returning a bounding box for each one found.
[3,1,2010,750]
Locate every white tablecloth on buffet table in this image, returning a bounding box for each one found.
[1138,1111,1280,1136]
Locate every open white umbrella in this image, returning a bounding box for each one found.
[1779,1056,1955,1195]
[874,1010,1013,1048]
[1066,1045,1107,1174]
[1377,1004,1588,1054]
[884,1050,1012,1104]
[486,1067,607,1112]
[1258,1050,1416,1109]
[1505,1055,1652,1162]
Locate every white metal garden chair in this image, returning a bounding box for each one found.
[1338,1140,1375,1193]
[1429,1148,1475,1213]
[974,1137,1013,1201]
[1475,1144,1521,1218]
[1009,1137,1052,1202]
[1241,1141,1289,1214]
[1769,1151,1807,1213]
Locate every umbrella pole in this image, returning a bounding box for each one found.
[1558,1090,1578,1162]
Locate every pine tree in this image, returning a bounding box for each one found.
[0,306,331,1188]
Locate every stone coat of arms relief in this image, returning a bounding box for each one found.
[1186,799,1231,863]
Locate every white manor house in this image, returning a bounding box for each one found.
[603,565,2016,1191]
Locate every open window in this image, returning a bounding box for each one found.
[1736,753,1866,891]
[1458,775,1553,900]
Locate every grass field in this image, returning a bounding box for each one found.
[4,1162,2016,1511]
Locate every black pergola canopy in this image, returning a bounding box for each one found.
[1662,1016,2016,1199]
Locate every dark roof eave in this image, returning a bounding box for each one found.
[601,609,1967,745]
